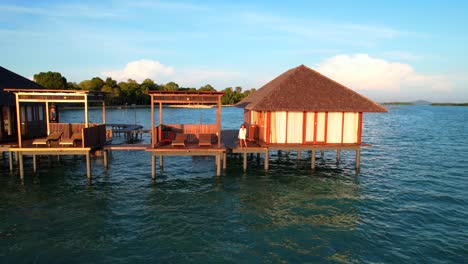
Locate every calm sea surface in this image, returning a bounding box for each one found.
[1,106,467,263]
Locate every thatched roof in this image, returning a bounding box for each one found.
[237,65,387,112]
[0,66,43,105]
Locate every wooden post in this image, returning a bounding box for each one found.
[86,152,91,179]
[159,155,164,170]
[159,102,162,142]
[33,154,37,173]
[9,151,14,172]
[264,150,269,171]
[151,95,154,147]
[223,152,227,170]
[243,151,247,172]
[216,95,221,148]
[45,101,50,135]
[19,152,24,180]
[311,149,316,170]
[103,150,108,169]
[15,94,22,148]
[321,150,325,159]
[216,154,221,176]
[84,95,89,128]
[297,150,302,160]
[102,101,106,124]
[336,149,341,163]
[151,155,156,179]
[356,148,361,169]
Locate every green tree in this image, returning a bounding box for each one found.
[34,71,67,89]
[162,81,179,91]
[198,84,216,91]
[140,79,158,91]
[67,82,80,90]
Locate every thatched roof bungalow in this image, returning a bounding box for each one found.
[237,65,386,145]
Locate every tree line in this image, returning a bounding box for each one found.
[33,71,256,105]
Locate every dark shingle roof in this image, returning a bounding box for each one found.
[237,65,387,112]
[0,66,43,105]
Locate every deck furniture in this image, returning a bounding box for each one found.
[171,133,186,147]
[198,134,213,147]
[59,132,82,147]
[32,131,63,147]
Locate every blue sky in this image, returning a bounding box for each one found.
[1,0,467,102]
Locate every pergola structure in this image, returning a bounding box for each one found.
[5,88,107,179]
[148,91,224,148]
[6,89,107,148]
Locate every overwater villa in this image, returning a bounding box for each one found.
[5,87,108,179]
[236,65,387,169]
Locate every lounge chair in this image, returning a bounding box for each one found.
[32,131,63,147]
[59,132,82,147]
[198,134,212,147]
[171,133,186,147]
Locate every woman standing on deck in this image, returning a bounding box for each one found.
[238,124,247,149]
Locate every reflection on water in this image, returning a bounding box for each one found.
[1,106,467,262]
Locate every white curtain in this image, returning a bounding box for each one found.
[287,112,303,143]
[316,112,326,142]
[305,112,315,142]
[275,111,287,143]
[343,112,358,143]
[326,112,343,143]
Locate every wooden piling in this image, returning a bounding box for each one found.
[216,154,221,176]
[264,150,269,171]
[103,150,108,169]
[151,155,156,179]
[243,151,247,172]
[223,152,227,170]
[336,149,341,163]
[321,150,325,159]
[311,149,316,170]
[86,152,91,179]
[19,152,24,180]
[33,154,37,173]
[9,151,13,172]
[159,155,164,170]
[297,150,302,160]
[356,148,361,169]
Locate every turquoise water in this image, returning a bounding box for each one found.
[1,106,467,263]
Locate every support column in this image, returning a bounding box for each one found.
[321,150,325,159]
[356,148,361,169]
[243,151,247,172]
[264,150,269,171]
[33,154,37,173]
[216,154,221,176]
[103,150,108,169]
[297,150,302,160]
[86,152,91,179]
[9,151,13,172]
[223,152,227,170]
[151,155,156,180]
[311,149,316,170]
[159,155,164,170]
[19,152,24,180]
[336,149,341,163]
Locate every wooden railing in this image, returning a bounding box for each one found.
[165,124,217,136]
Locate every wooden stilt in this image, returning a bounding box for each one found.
[223,152,227,170]
[151,155,156,179]
[356,148,361,169]
[216,154,221,176]
[311,149,316,170]
[103,150,108,169]
[321,150,325,159]
[243,152,247,172]
[159,155,164,170]
[86,153,91,179]
[19,152,24,180]
[264,150,269,171]
[33,154,37,173]
[9,151,13,172]
[286,150,290,156]
[336,149,341,163]
[297,150,302,160]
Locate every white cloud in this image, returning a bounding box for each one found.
[102,60,174,83]
[101,59,241,88]
[316,54,451,92]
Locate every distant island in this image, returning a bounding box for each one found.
[382,100,468,106]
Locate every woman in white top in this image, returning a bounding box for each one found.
[238,124,247,149]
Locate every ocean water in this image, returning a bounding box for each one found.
[0,106,467,263]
